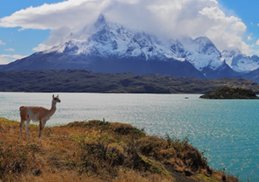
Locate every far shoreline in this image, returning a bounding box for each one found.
[0,70,258,94]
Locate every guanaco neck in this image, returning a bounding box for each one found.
[49,100,57,116]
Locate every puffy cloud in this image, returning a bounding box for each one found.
[0,54,25,65]
[198,6,249,53]
[256,39,259,46]
[0,0,106,30]
[0,0,251,54]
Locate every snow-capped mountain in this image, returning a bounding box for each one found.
[181,37,224,71]
[2,14,259,79]
[222,49,259,73]
[41,15,226,73]
[48,15,186,62]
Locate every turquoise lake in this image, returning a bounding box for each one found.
[0,93,258,181]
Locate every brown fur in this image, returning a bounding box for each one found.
[19,95,61,139]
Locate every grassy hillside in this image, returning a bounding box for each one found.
[0,70,258,93]
[0,118,237,182]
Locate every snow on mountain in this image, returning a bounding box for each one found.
[221,49,241,65]
[181,37,223,71]
[47,15,184,62]
[222,49,259,73]
[12,14,259,76]
[44,15,226,71]
[231,55,259,73]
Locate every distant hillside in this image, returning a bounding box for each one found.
[0,118,238,182]
[200,87,259,99]
[243,68,259,83]
[0,70,258,93]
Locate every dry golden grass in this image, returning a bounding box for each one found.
[0,118,238,182]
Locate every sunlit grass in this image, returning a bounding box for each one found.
[0,118,238,182]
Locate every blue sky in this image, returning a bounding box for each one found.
[219,0,259,44]
[0,0,258,64]
[0,0,63,64]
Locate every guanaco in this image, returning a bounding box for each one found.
[19,95,61,139]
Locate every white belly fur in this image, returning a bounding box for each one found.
[27,110,51,122]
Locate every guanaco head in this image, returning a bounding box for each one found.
[52,94,61,103]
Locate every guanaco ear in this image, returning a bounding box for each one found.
[57,95,59,98]
[52,94,54,99]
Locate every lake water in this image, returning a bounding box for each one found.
[0,92,258,181]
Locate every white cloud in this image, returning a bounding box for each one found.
[256,39,259,46]
[0,40,5,46]
[0,0,105,30]
[0,54,25,65]
[0,0,251,54]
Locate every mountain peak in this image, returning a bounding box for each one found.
[222,49,241,57]
[194,36,214,46]
[94,14,107,28]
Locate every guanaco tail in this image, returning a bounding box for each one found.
[19,95,61,139]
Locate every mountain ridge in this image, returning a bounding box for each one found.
[1,14,259,80]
